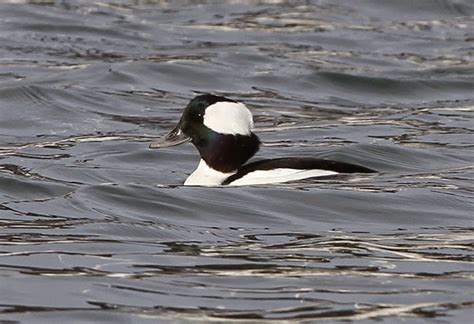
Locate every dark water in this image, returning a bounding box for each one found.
[1,0,473,322]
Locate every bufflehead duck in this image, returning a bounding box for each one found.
[150,94,375,186]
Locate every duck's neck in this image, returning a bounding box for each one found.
[193,132,260,173]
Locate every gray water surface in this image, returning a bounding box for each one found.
[0,1,473,323]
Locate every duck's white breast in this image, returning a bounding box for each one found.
[184,159,235,186]
[184,160,338,186]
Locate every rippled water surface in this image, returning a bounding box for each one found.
[0,1,473,322]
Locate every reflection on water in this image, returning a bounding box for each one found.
[0,224,472,321]
[0,0,473,322]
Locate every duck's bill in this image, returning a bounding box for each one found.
[149,124,190,148]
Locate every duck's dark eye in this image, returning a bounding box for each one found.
[190,111,201,120]
[191,108,204,120]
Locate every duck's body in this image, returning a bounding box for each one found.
[150,94,375,186]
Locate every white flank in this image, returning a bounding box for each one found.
[184,159,235,186]
[228,168,338,186]
[203,101,253,135]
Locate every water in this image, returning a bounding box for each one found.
[0,1,473,322]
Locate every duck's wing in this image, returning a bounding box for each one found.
[222,157,376,185]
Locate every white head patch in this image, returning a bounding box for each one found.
[203,101,253,135]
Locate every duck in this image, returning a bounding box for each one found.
[150,94,375,186]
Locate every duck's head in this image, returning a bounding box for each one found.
[150,94,260,173]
